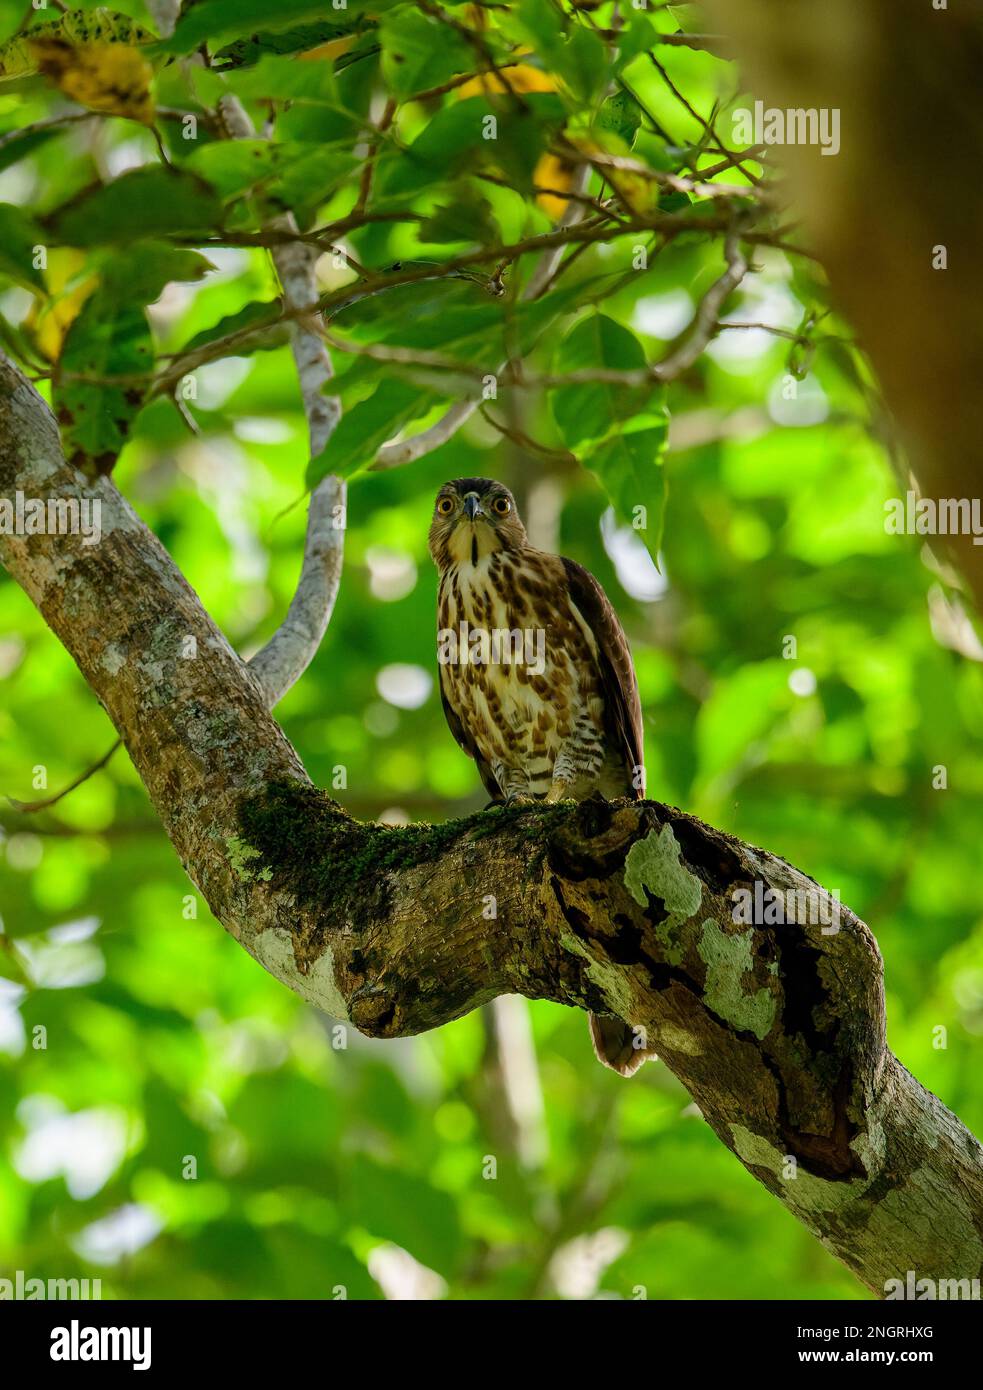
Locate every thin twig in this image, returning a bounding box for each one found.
[354,96,396,216]
[479,406,577,464]
[655,227,749,377]
[0,110,100,154]
[404,60,522,105]
[6,740,121,813]
[646,50,762,187]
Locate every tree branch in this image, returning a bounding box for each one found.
[150,207,794,400]
[372,397,482,472]
[338,224,748,403]
[215,95,345,709]
[2,351,981,1297]
[655,228,748,377]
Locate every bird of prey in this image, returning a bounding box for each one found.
[429,477,654,1077]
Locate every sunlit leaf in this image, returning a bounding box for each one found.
[0,9,155,79]
[379,7,470,99]
[307,379,437,485]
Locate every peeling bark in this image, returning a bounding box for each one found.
[2,354,982,1296]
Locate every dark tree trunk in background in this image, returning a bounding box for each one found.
[705,0,983,607]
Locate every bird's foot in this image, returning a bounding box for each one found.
[503,791,536,807]
[544,779,575,804]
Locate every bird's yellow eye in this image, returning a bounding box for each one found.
[492,495,511,516]
[436,496,455,516]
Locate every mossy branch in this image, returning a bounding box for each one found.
[2,352,982,1297]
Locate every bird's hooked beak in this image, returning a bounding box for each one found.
[463,492,484,521]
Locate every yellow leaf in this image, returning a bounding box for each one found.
[0,9,155,80]
[534,152,577,220]
[26,249,97,362]
[30,37,155,124]
[604,165,656,216]
[297,36,356,63]
[456,63,556,100]
[569,133,658,216]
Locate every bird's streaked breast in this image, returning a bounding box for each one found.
[437,550,607,796]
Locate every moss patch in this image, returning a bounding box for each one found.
[236,779,573,920]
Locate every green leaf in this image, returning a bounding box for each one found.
[384,93,564,196]
[549,317,668,560]
[265,1228,379,1301]
[587,423,669,563]
[509,0,565,69]
[598,89,643,147]
[419,193,497,245]
[0,308,44,366]
[182,140,288,197]
[99,243,214,303]
[493,105,554,192]
[185,140,355,215]
[383,97,491,196]
[331,276,501,351]
[274,47,376,142]
[380,7,470,98]
[0,203,44,293]
[166,0,326,53]
[0,938,30,986]
[267,147,359,216]
[0,123,61,175]
[614,12,658,70]
[47,240,204,470]
[307,380,437,486]
[666,4,705,31]
[225,52,338,103]
[507,0,605,104]
[551,312,653,448]
[47,169,223,247]
[54,291,153,471]
[553,24,607,106]
[332,276,589,401]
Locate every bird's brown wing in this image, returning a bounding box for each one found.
[561,556,644,801]
[438,668,502,801]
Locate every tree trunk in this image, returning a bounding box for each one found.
[703,0,983,611]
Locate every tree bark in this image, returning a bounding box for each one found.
[2,354,982,1296]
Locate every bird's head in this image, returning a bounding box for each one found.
[428,478,527,569]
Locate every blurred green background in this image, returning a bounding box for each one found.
[1,0,982,1301]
